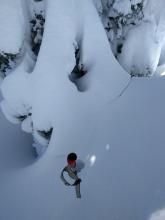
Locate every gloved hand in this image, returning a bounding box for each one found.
[64,182,70,186]
[72,178,81,186]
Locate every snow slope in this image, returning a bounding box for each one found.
[0,1,165,220]
[1,76,165,220]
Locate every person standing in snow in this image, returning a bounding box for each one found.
[60,153,85,198]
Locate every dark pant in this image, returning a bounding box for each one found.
[75,183,81,198]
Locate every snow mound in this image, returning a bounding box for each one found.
[118,20,163,76]
[113,0,132,16]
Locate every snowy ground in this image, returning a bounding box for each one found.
[0,1,165,220]
[1,76,165,220]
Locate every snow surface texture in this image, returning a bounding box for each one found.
[0,0,165,220]
[149,208,165,220]
[113,0,132,16]
[0,0,24,53]
[1,75,165,220]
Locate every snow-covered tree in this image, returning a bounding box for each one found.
[94,0,165,76]
[0,0,24,78]
[95,0,145,56]
[1,0,165,156]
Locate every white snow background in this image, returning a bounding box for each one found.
[0,0,165,220]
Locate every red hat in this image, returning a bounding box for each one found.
[67,160,76,165]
